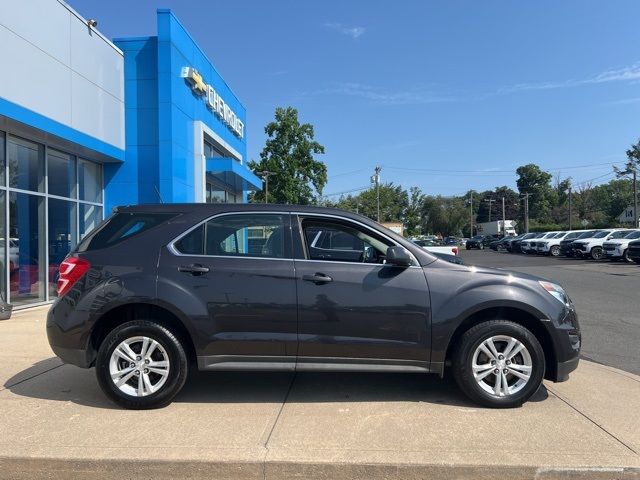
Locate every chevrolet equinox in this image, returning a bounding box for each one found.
[47,204,581,409]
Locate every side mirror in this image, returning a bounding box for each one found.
[386,246,412,267]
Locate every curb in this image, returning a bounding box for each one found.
[1,457,639,480]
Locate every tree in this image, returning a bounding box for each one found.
[404,187,425,236]
[248,107,326,204]
[338,183,408,223]
[516,164,556,223]
[614,140,640,227]
[421,196,468,236]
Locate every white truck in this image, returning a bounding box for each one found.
[477,220,517,237]
[412,239,459,256]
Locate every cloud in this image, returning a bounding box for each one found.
[303,82,455,105]
[324,23,366,39]
[605,97,640,106]
[498,62,640,94]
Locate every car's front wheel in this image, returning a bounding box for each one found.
[96,320,188,409]
[550,245,560,257]
[452,320,545,408]
[590,247,604,260]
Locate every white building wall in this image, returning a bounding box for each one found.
[0,0,124,150]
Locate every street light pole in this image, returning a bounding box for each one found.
[257,171,275,204]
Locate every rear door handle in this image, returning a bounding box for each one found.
[302,273,333,285]
[178,264,210,275]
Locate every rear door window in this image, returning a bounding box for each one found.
[173,214,289,259]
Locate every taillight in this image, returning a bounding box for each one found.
[452,247,459,256]
[57,257,91,297]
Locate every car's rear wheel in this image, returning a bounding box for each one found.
[452,320,545,408]
[590,247,604,260]
[550,245,560,257]
[96,320,188,409]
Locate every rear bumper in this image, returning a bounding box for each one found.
[48,343,92,368]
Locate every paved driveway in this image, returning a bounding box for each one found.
[460,249,640,375]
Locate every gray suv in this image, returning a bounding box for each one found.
[47,204,580,409]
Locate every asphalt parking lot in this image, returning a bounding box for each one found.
[460,249,640,375]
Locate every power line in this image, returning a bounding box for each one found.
[322,185,370,197]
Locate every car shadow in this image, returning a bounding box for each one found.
[3,358,548,410]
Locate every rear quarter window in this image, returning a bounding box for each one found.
[76,212,178,252]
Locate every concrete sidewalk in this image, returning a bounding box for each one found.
[0,307,638,479]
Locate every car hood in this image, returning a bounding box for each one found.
[434,260,549,284]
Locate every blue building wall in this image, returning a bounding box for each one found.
[107,9,253,212]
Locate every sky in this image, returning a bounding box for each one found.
[68,0,640,199]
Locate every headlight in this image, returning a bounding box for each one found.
[539,281,570,305]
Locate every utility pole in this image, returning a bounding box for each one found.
[501,197,506,236]
[469,193,474,237]
[634,169,638,229]
[521,193,530,233]
[568,186,573,231]
[484,198,495,223]
[257,171,275,203]
[371,166,381,222]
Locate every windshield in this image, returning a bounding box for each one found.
[576,230,597,239]
[543,232,557,238]
[553,232,566,238]
[609,231,630,239]
[592,231,611,239]
[623,230,640,239]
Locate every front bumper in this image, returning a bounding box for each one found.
[544,304,581,382]
[556,356,580,382]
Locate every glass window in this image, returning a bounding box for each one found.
[77,212,177,252]
[9,192,46,305]
[48,199,77,297]
[174,224,204,255]
[0,191,6,302]
[8,136,44,192]
[174,214,287,258]
[48,150,76,198]
[79,159,102,203]
[302,219,391,264]
[0,131,5,186]
[79,204,103,240]
[204,140,225,158]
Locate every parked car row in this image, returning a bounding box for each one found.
[483,228,640,263]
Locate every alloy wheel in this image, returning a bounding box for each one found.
[109,336,170,397]
[472,335,533,397]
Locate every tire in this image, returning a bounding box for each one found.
[452,320,545,408]
[623,249,630,262]
[479,244,484,250]
[550,245,560,257]
[96,320,188,409]
[590,247,603,261]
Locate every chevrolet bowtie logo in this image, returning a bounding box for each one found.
[181,66,207,95]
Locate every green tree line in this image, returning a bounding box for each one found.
[249,107,638,236]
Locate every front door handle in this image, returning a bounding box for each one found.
[178,264,210,275]
[302,273,333,285]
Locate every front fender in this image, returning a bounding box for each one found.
[425,265,560,367]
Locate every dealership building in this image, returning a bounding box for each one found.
[0,0,261,308]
